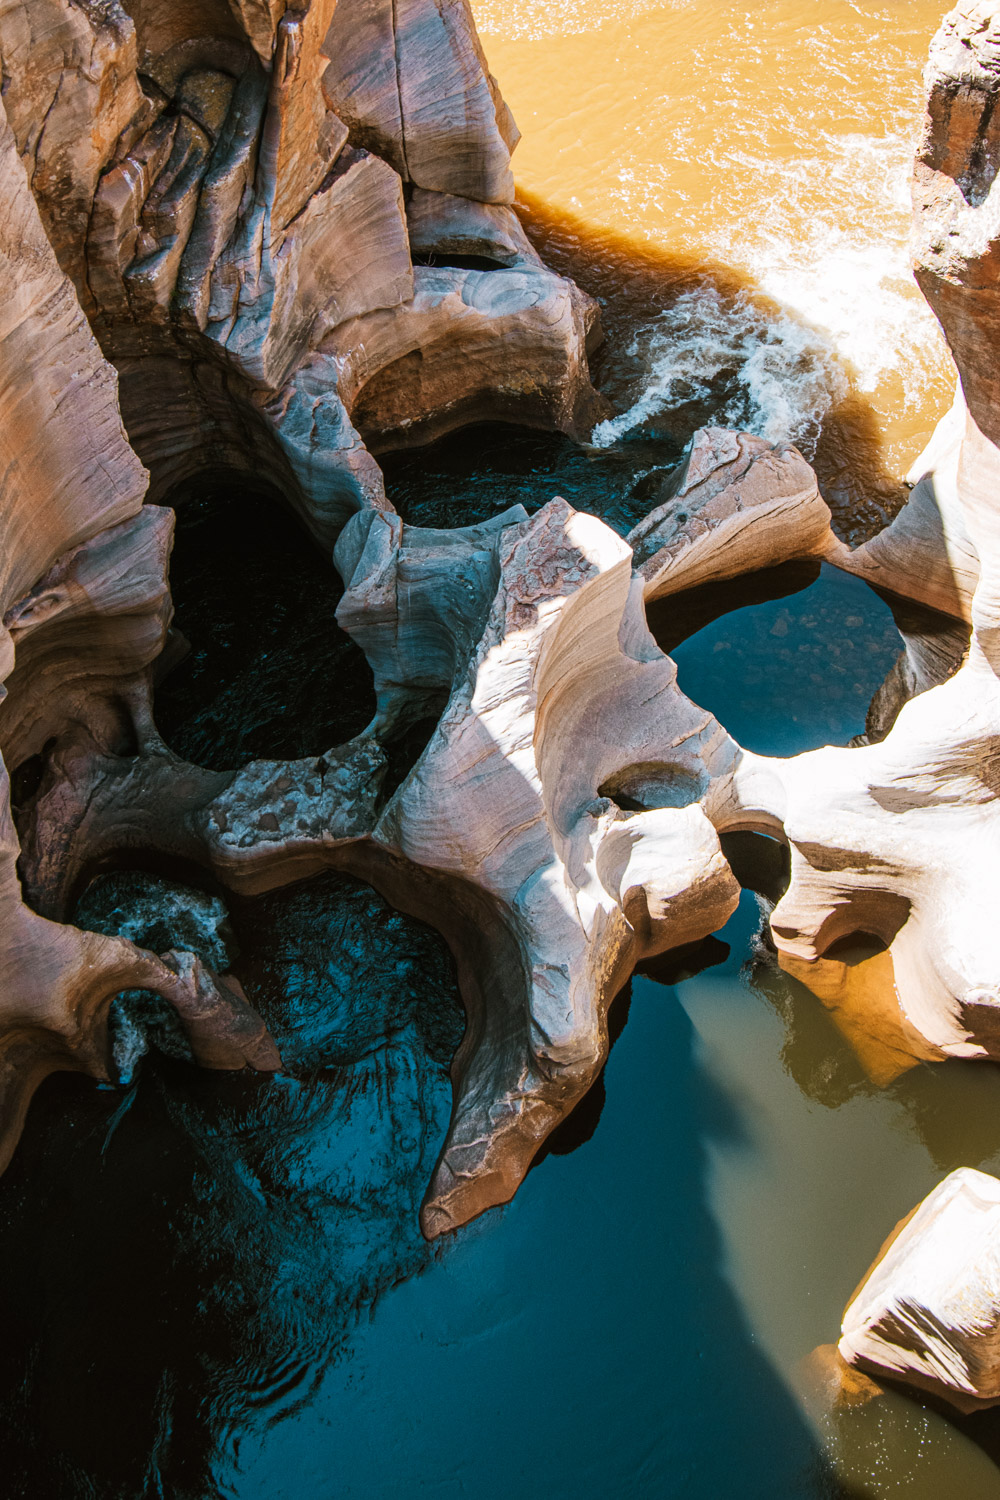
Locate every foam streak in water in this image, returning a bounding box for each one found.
[591,286,847,455]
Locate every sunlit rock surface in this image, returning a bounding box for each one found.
[0,0,602,1210]
[840,1167,1000,1412]
[0,0,600,530]
[2,0,1000,1284]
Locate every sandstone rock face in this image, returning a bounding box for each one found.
[628,428,833,600]
[0,0,146,302]
[406,188,536,266]
[0,89,147,657]
[840,1169,1000,1411]
[357,499,742,1233]
[0,0,597,535]
[2,0,1000,1283]
[0,0,607,1205]
[0,76,281,1126]
[322,0,518,200]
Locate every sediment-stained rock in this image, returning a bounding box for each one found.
[0,0,147,302]
[840,1168,1000,1411]
[0,754,278,1178]
[711,653,1000,1063]
[333,505,531,730]
[0,0,606,1215]
[12,496,740,1235]
[826,394,979,623]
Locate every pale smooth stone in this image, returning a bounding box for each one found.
[840,1168,1000,1412]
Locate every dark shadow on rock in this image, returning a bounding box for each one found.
[647,560,821,655]
[720,830,790,905]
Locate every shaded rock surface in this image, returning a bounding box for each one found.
[840,1167,1000,1411]
[4,0,1000,1298]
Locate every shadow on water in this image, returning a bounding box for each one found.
[379,193,913,550]
[515,189,913,545]
[0,909,857,1499]
[0,867,464,1500]
[0,207,985,1497]
[529,933,732,1169]
[0,480,867,1499]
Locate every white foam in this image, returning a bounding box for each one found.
[591,286,847,454]
[594,129,952,455]
[715,133,948,405]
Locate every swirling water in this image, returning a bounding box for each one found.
[3,5,1000,1498]
[475,0,956,538]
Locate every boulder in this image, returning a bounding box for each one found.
[840,1168,1000,1412]
[627,428,834,601]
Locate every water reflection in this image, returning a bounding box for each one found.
[6,470,998,1495]
[217,938,842,1500]
[0,361,995,1494]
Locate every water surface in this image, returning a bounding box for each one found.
[2,6,997,1498]
[3,473,1000,1497]
[471,0,956,524]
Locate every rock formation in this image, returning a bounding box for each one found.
[840,1168,1000,1412]
[3,0,1000,1284]
[0,0,605,1227]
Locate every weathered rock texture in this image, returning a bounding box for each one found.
[3,0,1000,1281]
[0,0,605,1224]
[814,2,1000,1412]
[840,1169,1000,1412]
[0,63,280,1137]
[0,0,600,536]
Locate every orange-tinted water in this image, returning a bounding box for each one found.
[473,0,956,529]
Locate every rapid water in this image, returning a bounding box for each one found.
[473,0,956,535]
[2,6,999,1499]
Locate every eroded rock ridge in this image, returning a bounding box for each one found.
[5,6,1000,1402]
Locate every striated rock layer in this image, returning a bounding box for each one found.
[4,0,1000,1314]
[813,1,1000,1413]
[840,1169,1000,1412]
[0,0,604,1217]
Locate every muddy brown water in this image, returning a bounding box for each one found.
[2,5,1000,1498]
